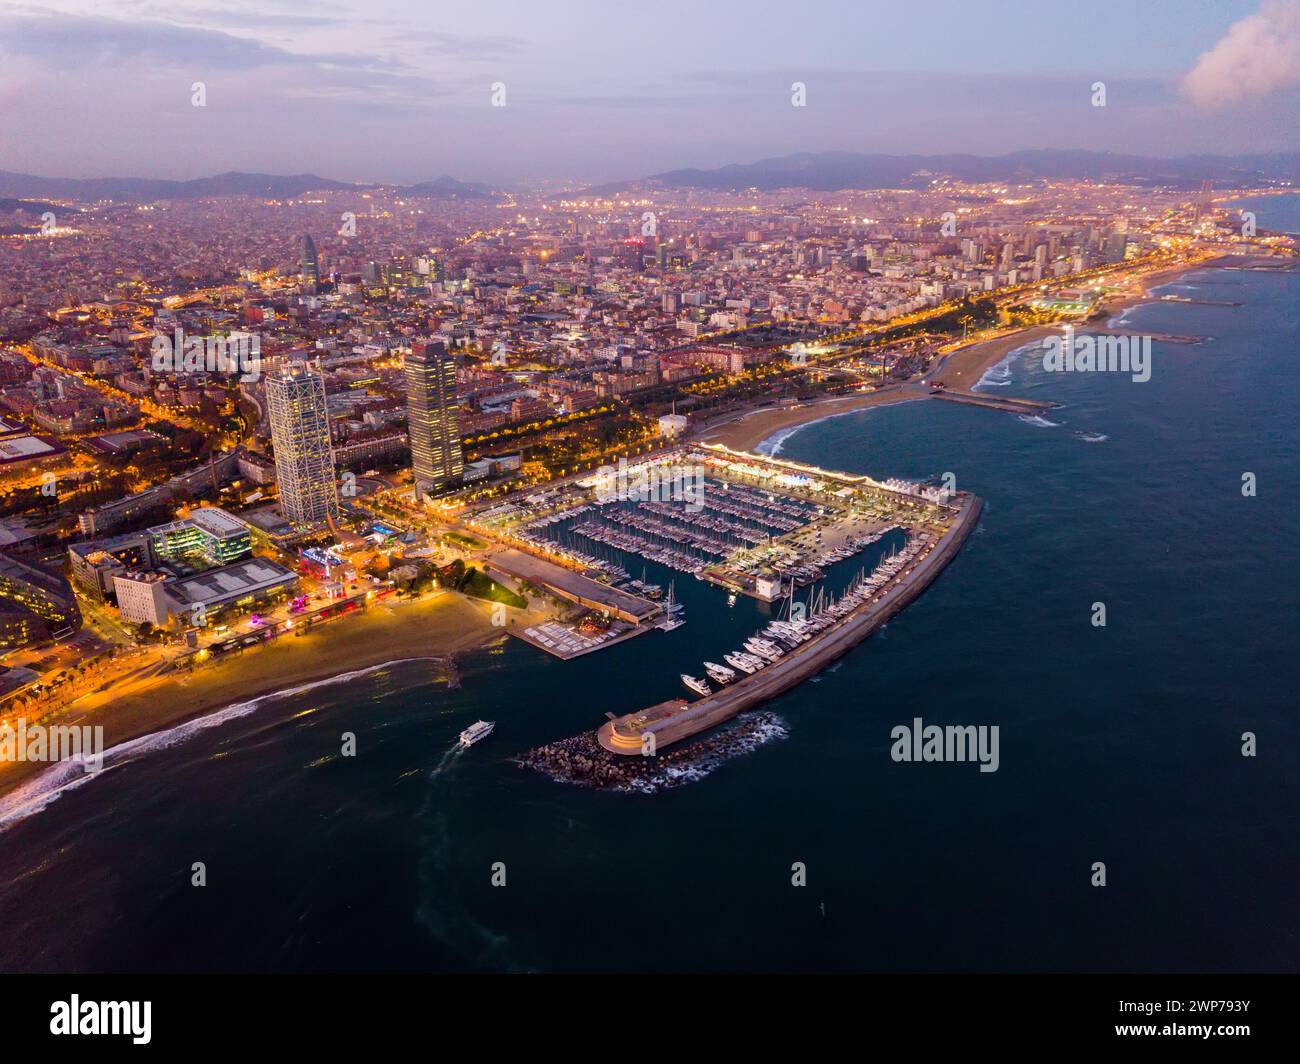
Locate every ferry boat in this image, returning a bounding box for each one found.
[459,720,495,747]
[704,661,737,685]
[681,674,712,697]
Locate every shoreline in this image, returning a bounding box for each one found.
[696,256,1246,455]
[0,591,536,805]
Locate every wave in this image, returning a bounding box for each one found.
[757,402,906,456]
[0,657,438,833]
[1075,431,1109,443]
[757,424,803,457]
[620,713,790,794]
[1018,415,1060,429]
[974,353,1015,389]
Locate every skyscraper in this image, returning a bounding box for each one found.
[266,362,339,529]
[300,234,319,290]
[405,339,463,500]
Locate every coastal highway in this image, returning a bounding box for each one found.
[597,491,984,755]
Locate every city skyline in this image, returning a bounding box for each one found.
[1,1,1298,184]
[0,0,1295,1016]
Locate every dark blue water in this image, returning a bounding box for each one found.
[0,266,1296,973]
[1227,192,1300,235]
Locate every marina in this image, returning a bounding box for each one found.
[462,446,982,752]
[591,492,982,759]
[496,440,984,781]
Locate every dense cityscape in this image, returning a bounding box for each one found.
[0,0,1297,1038]
[0,175,1283,721]
[0,173,1292,783]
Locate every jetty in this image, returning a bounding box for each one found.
[928,389,1056,415]
[1158,295,1241,307]
[595,492,983,756]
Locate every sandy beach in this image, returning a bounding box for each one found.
[698,388,924,454]
[698,257,1231,455]
[0,591,541,801]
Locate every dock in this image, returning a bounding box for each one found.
[929,389,1056,415]
[596,492,984,755]
[1159,295,1241,307]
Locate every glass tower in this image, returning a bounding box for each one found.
[405,339,463,499]
[266,362,339,529]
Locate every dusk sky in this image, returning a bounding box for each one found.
[1,0,1298,185]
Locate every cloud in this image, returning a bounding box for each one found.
[0,10,385,71]
[402,30,526,60]
[1182,0,1300,108]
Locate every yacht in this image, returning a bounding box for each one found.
[681,674,712,697]
[724,652,760,675]
[459,720,495,747]
[744,638,783,662]
[704,661,737,685]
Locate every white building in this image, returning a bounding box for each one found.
[114,571,171,625]
[658,414,688,438]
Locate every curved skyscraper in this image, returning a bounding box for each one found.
[300,233,319,290]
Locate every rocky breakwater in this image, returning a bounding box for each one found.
[517,711,788,793]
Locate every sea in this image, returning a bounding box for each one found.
[1,242,1297,973]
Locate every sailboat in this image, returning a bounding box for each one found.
[657,580,685,631]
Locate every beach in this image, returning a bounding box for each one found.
[698,388,925,454]
[698,257,1232,454]
[0,591,538,800]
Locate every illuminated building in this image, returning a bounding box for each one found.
[300,234,320,291]
[0,551,82,648]
[149,508,252,567]
[266,363,340,530]
[405,339,463,500]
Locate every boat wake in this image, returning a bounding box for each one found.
[428,742,466,780]
[0,657,438,833]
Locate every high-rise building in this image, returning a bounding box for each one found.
[266,363,339,529]
[405,339,463,500]
[300,234,320,290]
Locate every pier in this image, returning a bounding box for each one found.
[1159,295,1241,307]
[595,492,983,755]
[929,389,1057,415]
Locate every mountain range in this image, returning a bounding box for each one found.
[3,150,1298,205]
[591,149,1300,193]
[0,170,497,203]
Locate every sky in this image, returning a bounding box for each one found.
[0,0,1297,185]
